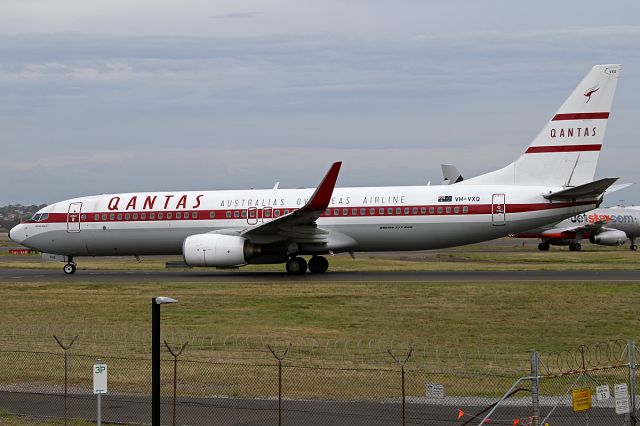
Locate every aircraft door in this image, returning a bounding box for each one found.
[491,194,506,226]
[247,207,258,225]
[67,202,82,233]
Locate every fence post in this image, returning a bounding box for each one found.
[268,344,291,426]
[530,350,539,426]
[629,341,637,426]
[53,335,78,426]
[164,341,188,426]
[388,346,414,426]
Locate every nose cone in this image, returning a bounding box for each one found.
[9,224,25,244]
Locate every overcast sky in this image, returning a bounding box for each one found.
[2,0,640,205]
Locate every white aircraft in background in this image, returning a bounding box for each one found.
[10,64,623,275]
[513,206,640,251]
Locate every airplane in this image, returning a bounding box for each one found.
[513,206,640,251]
[9,64,623,275]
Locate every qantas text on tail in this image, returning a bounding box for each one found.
[10,65,622,275]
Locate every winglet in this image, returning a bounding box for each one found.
[304,162,342,211]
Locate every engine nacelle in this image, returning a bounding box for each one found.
[183,234,251,267]
[589,230,627,246]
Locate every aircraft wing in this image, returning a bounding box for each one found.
[240,162,341,243]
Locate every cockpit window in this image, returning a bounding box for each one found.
[29,213,48,222]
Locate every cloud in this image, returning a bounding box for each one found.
[208,12,261,20]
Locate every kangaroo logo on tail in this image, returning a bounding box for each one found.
[584,85,599,103]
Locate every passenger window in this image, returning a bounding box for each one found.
[117,213,123,220]
[192,212,198,219]
[325,209,330,216]
[176,212,181,219]
[274,210,281,217]
[396,207,401,214]
[343,209,348,216]
[446,207,451,214]
[412,208,418,214]
[463,206,469,213]
[233,211,240,218]
[334,209,339,215]
[264,210,271,218]
[420,207,426,214]
[388,208,393,215]
[369,208,375,215]
[379,208,384,215]
[360,208,366,215]
[133,213,138,220]
[124,213,130,220]
[209,211,215,219]
[167,213,172,219]
[352,208,357,215]
[249,210,256,218]
[437,207,442,214]
[226,211,231,218]
[241,211,247,218]
[102,214,107,221]
[141,213,146,220]
[110,214,115,221]
[429,207,434,214]
[454,207,460,214]
[284,210,289,215]
[150,213,155,219]
[404,208,409,214]
[94,214,100,221]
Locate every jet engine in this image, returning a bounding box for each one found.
[183,234,257,267]
[589,230,627,246]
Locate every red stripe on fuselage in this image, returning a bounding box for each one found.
[32,200,596,225]
[552,112,609,121]
[525,144,602,154]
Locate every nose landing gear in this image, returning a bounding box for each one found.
[63,256,77,275]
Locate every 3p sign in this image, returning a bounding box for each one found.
[93,363,108,394]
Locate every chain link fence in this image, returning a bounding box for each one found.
[0,329,637,425]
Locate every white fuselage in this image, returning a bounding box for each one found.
[10,184,597,257]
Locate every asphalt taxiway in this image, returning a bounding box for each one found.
[1,268,639,283]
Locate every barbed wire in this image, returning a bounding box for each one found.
[538,340,630,375]
[5,327,632,374]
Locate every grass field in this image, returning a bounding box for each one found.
[1,232,639,356]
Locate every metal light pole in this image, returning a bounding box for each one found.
[152,296,178,426]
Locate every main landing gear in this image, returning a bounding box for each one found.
[631,239,638,251]
[569,242,582,251]
[63,256,77,275]
[285,255,329,275]
[538,242,550,251]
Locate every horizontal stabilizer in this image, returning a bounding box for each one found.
[544,177,618,201]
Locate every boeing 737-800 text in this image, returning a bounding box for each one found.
[9,65,622,274]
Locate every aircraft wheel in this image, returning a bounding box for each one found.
[63,264,76,275]
[286,257,307,275]
[569,242,582,252]
[308,256,329,274]
[538,242,550,251]
[631,244,638,251]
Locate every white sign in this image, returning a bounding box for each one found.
[596,385,610,401]
[614,383,629,415]
[93,363,108,394]
[425,383,445,399]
